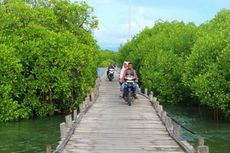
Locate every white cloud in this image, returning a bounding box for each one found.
[93,6,157,50]
[94,23,128,50]
[86,0,210,50]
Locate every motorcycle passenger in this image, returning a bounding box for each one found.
[119,61,129,85]
[119,61,129,97]
[121,62,139,99]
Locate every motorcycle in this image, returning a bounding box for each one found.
[107,68,114,81]
[123,76,135,106]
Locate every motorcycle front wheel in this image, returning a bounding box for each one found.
[108,74,113,81]
[127,88,132,106]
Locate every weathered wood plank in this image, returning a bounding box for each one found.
[62,71,186,153]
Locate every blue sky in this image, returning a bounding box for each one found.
[82,0,230,51]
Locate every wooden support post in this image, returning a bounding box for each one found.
[97,88,99,97]
[150,91,153,96]
[90,90,94,102]
[82,100,86,108]
[158,105,163,115]
[73,110,77,122]
[87,96,91,105]
[161,111,166,124]
[144,88,148,96]
[152,97,157,106]
[84,102,88,110]
[173,124,181,139]
[96,87,99,98]
[65,114,72,128]
[149,91,153,102]
[94,88,97,98]
[197,146,209,153]
[84,96,89,107]
[165,116,173,131]
[86,99,90,106]
[95,79,98,90]
[60,122,66,139]
[197,136,209,153]
[94,88,96,96]
[46,145,52,153]
[83,103,86,110]
[155,101,159,111]
[197,137,204,146]
[96,78,100,95]
[79,103,83,113]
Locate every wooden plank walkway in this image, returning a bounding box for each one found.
[62,72,185,153]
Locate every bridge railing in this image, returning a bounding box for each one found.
[49,71,104,153]
[48,69,209,153]
[141,88,209,153]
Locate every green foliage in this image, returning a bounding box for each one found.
[0,45,26,121]
[119,21,197,103]
[0,0,99,121]
[98,50,119,67]
[119,10,230,117]
[183,9,230,116]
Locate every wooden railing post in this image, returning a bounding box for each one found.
[65,114,72,128]
[46,145,52,153]
[83,99,88,109]
[197,137,209,153]
[161,111,166,124]
[54,71,103,153]
[149,91,153,102]
[165,116,173,131]
[152,97,157,107]
[96,78,100,97]
[73,110,78,122]
[173,124,181,139]
[90,90,94,102]
[197,137,204,146]
[153,97,157,102]
[79,103,84,113]
[60,122,66,139]
[158,105,163,115]
[155,101,159,111]
[197,146,209,153]
[144,88,148,96]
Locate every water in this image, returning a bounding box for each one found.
[97,67,105,76]
[0,68,104,153]
[0,115,64,153]
[164,105,230,153]
[1,69,229,153]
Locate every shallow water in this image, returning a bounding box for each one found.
[0,115,64,153]
[2,68,228,153]
[1,103,229,153]
[164,105,230,153]
[0,68,104,153]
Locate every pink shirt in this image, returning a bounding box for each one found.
[119,67,128,79]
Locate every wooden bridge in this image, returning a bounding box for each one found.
[53,70,209,153]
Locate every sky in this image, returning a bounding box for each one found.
[82,0,230,51]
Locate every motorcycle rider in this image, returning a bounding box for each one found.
[121,62,139,98]
[107,63,115,76]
